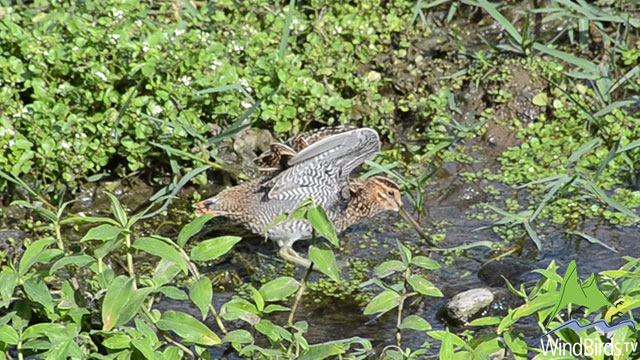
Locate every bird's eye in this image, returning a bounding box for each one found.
[387,190,395,196]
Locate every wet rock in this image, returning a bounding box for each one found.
[515,85,546,124]
[481,122,519,151]
[0,229,27,265]
[443,288,494,325]
[440,183,486,208]
[120,179,154,212]
[478,258,534,287]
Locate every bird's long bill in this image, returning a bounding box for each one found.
[398,207,435,247]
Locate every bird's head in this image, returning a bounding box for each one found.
[368,176,404,212]
[366,175,434,246]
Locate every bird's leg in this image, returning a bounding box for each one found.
[279,246,312,268]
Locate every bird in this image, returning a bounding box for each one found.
[193,126,432,267]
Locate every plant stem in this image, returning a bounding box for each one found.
[288,262,313,327]
[124,233,135,280]
[163,334,198,359]
[396,268,410,347]
[54,223,64,250]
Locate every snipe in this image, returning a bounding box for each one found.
[194,126,432,267]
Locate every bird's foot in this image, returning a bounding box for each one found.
[279,246,312,268]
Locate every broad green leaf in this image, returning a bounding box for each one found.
[23,277,54,313]
[469,316,502,326]
[363,290,401,315]
[156,311,221,346]
[21,323,65,340]
[190,236,242,261]
[103,334,131,349]
[309,244,340,282]
[80,224,121,242]
[0,269,18,302]
[504,331,527,360]
[190,277,212,320]
[407,275,443,297]
[399,315,431,331]
[133,237,187,274]
[0,325,19,345]
[50,255,95,274]
[102,276,135,330]
[115,287,153,329]
[255,319,290,343]
[223,329,252,344]
[153,259,182,287]
[259,277,299,302]
[220,297,261,323]
[158,286,189,300]
[374,260,405,278]
[307,206,338,246]
[19,237,55,277]
[411,256,440,270]
[178,214,214,248]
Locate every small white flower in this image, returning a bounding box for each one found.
[210,60,223,70]
[180,76,192,86]
[72,46,78,52]
[135,19,142,27]
[174,29,185,37]
[151,104,162,115]
[62,141,72,149]
[96,71,107,81]
[336,26,343,33]
[241,101,252,109]
[240,79,249,87]
[8,140,15,147]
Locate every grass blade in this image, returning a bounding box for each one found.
[593,139,619,182]
[279,0,295,59]
[476,0,522,44]
[568,231,616,253]
[569,138,602,163]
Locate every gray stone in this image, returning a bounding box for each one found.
[444,288,494,325]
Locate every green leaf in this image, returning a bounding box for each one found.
[399,315,432,331]
[80,224,121,242]
[397,240,412,266]
[249,285,264,312]
[19,237,55,277]
[178,214,214,248]
[156,311,221,346]
[153,259,182,287]
[363,290,401,315]
[190,236,242,261]
[117,287,153,329]
[190,277,212,320]
[259,277,299,302]
[309,244,340,282]
[0,269,17,302]
[407,275,443,297]
[23,277,54,313]
[0,325,19,345]
[102,276,135,331]
[374,260,405,278]
[469,316,502,326]
[133,237,187,274]
[105,192,128,226]
[532,92,548,106]
[411,256,440,270]
[103,334,131,349]
[158,286,189,300]
[307,206,339,246]
[222,329,252,344]
[50,255,95,274]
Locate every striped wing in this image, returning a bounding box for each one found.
[255,125,359,174]
[265,128,380,205]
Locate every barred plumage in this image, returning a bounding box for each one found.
[194,127,432,267]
